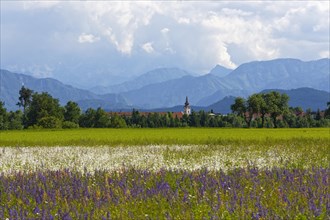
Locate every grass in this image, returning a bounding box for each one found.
[0,128,329,147]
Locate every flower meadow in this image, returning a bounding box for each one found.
[1,168,329,219]
[0,128,329,219]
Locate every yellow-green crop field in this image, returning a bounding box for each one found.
[0,127,329,147]
[0,128,329,219]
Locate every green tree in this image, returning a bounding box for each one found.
[64,101,81,124]
[79,108,96,128]
[131,109,141,126]
[0,101,9,130]
[8,110,23,130]
[17,86,33,113]
[259,93,269,128]
[110,114,127,128]
[315,109,322,121]
[325,102,330,119]
[189,111,201,127]
[231,97,247,117]
[26,92,64,127]
[94,107,110,128]
[17,86,33,127]
[264,92,289,128]
[247,94,264,127]
[37,116,62,129]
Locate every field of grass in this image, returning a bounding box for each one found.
[1,128,329,218]
[0,128,329,147]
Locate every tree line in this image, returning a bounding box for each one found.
[0,86,329,130]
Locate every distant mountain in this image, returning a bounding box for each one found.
[91,68,193,94]
[205,96,236,114]
[222,58,329,92]
[121,74,230,108]
[0,69,128,111]
[197,58,329,106]
[208,65,233,78]
[2,58,329,111]
[196,89,250,106]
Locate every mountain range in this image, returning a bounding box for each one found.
[0,69,128,111]
[91,68,193,94]
[1,58,329,112]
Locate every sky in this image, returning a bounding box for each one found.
[1,1,329,88]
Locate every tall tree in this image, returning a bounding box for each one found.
[17,86,33,113]
[264,91,289,128]
[231,97,247,117]
[64,101,81,124]
[26,92,64,127]
[325,102,330,119]
[231,97,248,126]
[0,101,8,130]
[79,108,96,128]
[94,107,110,128]
[247,94,265,127]
[17,86,33,127]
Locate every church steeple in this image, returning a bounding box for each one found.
[183,96,191,115]
[185,96,189,107]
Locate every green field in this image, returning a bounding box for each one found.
[0,128,329,147]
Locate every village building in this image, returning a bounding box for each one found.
[183,96,191,115]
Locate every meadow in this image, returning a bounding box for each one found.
[0,128,329,219]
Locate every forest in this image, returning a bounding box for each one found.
[0,86,329,130]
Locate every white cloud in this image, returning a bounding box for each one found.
[78,33,100,43]
[141,42,154,54]
[1,1,329,85]
[319,50,330,58]
[161,28,170,34]
[80,2,160,55]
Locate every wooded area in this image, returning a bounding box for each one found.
[0,86,329,129]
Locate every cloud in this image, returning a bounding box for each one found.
[78,33,100,43]
[160,28,170,34]
[1,1,329,86]
[177,17,190,24]
[141,42,155,54]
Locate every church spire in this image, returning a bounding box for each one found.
[183,96,191,115]
[185,96,189,107]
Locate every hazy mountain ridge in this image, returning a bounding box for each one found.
[208,65,233,78]
[121,74,229,108]
[0,69,128,111]
[222,58,329,91]
[91,68,193,94]
[1,58,329,111]
[120,58,329,108]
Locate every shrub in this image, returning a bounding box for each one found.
[62,121,79,129]
[37,116,62,129]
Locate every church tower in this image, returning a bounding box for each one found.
[183,96,191,115]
